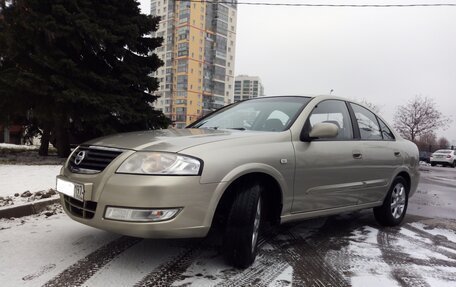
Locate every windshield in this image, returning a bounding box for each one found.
[190,97,311,132]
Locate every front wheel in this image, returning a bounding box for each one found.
[223,183,262,268]
[374,176,408,226]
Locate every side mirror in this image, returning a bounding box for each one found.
[308,122,338,139]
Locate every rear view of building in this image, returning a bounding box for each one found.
[151,0,237,128]
[234,75,264,102]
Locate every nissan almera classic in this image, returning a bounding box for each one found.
[56,95,419,268]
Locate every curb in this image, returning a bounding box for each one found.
[0,197,61,219]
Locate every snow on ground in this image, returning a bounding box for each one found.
[0,143,39,150]
[0,165,62,197]
[0,212,293,287]
[2,210,456,286]
[326,223,456,287]
[0,213,120,287]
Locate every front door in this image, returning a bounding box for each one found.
[291,100,364,213]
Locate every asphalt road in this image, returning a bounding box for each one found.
[408,165,456,220]
[1,166,456,287]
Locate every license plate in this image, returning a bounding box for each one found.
[56,178,84,201]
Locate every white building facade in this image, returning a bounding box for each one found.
[234,75,264,102]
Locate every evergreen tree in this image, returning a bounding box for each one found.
[0,0,169,156]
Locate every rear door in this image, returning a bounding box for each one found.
[348,103,401,204]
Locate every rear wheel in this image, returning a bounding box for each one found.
[452,161,456,168]
[223,183,262,268]
[374,176,408,226]
[431,162,436,167]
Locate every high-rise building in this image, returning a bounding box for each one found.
[151,0,237,128]
[234,75,264,102]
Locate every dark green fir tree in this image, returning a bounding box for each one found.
[0,0,169,157]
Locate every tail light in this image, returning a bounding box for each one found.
[447,155,452,158]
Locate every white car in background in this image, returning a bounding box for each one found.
[430,150,456,167]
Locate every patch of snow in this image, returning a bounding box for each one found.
[0,214,119,286]
[425,277,456,287]
[347,238,383,258]
[441,246,456,256]
[84,240,189,287]
[395,237,450,261]
[352,275,400,287]
[0,165,62,197]
[399,227,433,244]
[0,143,39,150]
[169,249,227,286]
[325,227,393,285]
[419,161,431,166]
[327,222,456,287]
[351,226,379,245]
[411,222,456,242]
[410,265,456,287]
[268,266,293,287]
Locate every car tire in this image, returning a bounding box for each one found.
[374,176,408,226]
[223,183,262,268]
[431,163,436,167]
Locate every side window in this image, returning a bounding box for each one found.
[351,104,382,140]
[378,119,395,140]
[308,100,353,140]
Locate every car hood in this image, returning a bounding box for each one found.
[82,128,262,152]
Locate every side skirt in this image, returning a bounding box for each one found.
[280,201,383,224]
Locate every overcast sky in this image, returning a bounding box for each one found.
[139,0,456,144]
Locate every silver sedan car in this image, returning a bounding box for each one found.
[56,95,419,268]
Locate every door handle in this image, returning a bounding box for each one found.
[394,151,401,157]
[353,152,363,159]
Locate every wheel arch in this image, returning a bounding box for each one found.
[211,169,285,230]
[396,171,411,194]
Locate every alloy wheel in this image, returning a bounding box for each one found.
[251,198,261,252]
[391,183,406,219]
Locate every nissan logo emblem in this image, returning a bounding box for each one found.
[74,151,86,165]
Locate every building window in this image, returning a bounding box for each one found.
[177,59,188,73]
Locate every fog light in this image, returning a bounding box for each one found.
[105,207,180,222]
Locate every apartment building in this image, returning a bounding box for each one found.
[234,75,264,102]
[151,0,237,128]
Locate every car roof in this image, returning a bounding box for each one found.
[257,94,364,105]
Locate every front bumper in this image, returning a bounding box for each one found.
[59,172,224,239]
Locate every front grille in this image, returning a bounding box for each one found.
[64,195,97,219]
[69,146,123,174]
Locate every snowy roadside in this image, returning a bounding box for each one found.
[1,211,456,286]
[0,165,62,208]
[0,144,64,165]
[0,143,39,150]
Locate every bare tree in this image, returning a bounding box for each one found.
[416,131,437,151]
[394,96,451,141]
[437,137,450,149]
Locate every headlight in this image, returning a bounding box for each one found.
[116,152,202,175]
